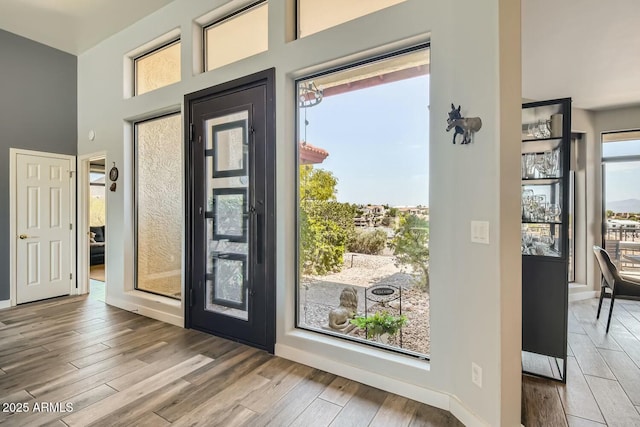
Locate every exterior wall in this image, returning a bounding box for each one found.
[0,29,77,301]
[76,0,521,425]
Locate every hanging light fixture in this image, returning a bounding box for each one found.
[298,81,323,108]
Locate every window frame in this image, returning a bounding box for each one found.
[133,111,183,300]
[133,38,181,96]
[293,43,431,360]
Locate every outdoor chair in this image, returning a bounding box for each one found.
[593,245,640,333]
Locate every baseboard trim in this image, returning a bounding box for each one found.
[569,291,597,302]
[0,300,11,310]
[105,295,183,327]
[449,396,491,427]
[276,343,489,427]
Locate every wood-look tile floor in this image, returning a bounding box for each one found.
[0,296,461,427]
[522,298,640,427]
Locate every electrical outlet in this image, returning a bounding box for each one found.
[472,362,482,388]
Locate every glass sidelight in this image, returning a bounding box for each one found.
[135,113,182,299]
[204,111,250,320]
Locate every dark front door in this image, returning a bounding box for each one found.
[185,69,275,353]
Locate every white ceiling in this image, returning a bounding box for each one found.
[0,0,638,111]
[522,0,640,110]
[0,0,174,55]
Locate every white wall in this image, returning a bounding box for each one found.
[77,0,521,425]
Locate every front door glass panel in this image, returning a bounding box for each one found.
[204,111,250,320]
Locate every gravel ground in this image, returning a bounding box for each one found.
[300,253,430,355]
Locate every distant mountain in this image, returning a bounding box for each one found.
[607,199,640,213]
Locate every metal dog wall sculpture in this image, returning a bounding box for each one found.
[446,104,482,145]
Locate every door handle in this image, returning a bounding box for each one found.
[19,234,38,239]
[256,213,263,264]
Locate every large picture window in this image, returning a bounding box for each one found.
[602,132,640,280]
[135,114,183,299]
[296,47,430,357]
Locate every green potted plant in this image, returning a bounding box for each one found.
[351,311,407,344]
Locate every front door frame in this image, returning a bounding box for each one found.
[184,68,276,353]
[9,148,77,306]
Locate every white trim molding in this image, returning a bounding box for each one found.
[569,291,598,302]
[0,300,11,310]
[106,294,183,327]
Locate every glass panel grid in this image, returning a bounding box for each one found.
[204,111,250,320]
[210,255,247,310]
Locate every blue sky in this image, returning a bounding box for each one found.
[300,75,430,206]
[605,160,640,203]
[603,139,640,203]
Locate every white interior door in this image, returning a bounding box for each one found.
[16,153,73,304]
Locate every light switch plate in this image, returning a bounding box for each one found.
[471,221,490,244]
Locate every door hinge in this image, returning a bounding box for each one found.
[69,171,74,178]
[70,273,73,280]
[190,288,195,307]
[69,223,73,230]
[250,127,255,134]
[189,123,194,142]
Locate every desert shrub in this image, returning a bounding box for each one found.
[300,201,355,275]
[347,229,387,255]
[299,166,356,275]
[389,214,430,292]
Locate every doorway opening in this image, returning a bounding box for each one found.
[89,157,106,301]
[78,152,108,301]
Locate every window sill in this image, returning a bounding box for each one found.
[125,289,182,308]
[281,327,430,372]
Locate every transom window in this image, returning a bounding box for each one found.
[134,39,181,96]
[297,0,406,38]
[204,1,268,72]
